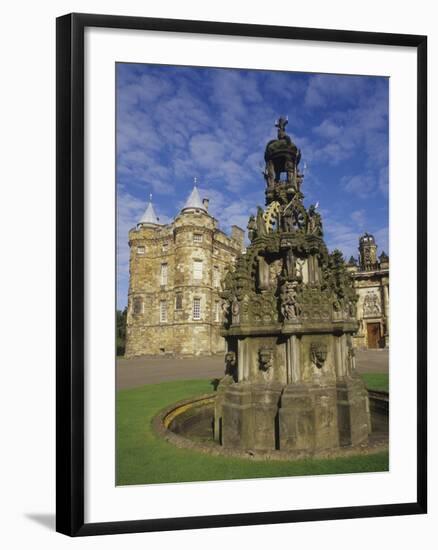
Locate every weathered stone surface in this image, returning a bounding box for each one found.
[215,119,372,453]
[125,205,244,357]
[279,384,339,451]
[221,383,283,450]
[336,375,371,446]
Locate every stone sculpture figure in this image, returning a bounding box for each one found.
[280,280,301,321]
[256,206,267,237]
[307,204,323,236]
[282,203,294,233]
[247,215,257,241]
[221,299,230,323]
[224,351,237,380]
[275,116,291,143]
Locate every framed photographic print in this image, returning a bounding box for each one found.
[56,13,427,536]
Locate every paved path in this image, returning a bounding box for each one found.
[117,349,388,390]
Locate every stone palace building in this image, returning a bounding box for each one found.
[125,186,245,357]
[125,187,389,356]
[348,233,389,349]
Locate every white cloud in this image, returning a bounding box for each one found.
[378,165,389,197]
[307,79,388,171]
[342,174,376,198]
[189,134,226,169]
[323,215,360,260]
[304,74,368,108]
[313,119,343,139]
[350,209,367,228]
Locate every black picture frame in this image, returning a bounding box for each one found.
[56,12,427,537]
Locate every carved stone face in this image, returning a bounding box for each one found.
[259,347,274,371]
[310,342,328,369]
[225,351,236,367]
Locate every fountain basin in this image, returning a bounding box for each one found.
[153,391,388,461]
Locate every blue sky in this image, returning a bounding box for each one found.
[116,63,389,310]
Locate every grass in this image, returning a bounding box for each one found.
[361,373,389,392]
[117,376,388,486]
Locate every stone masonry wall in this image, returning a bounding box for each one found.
[125,209,242,357]
[350,270,389,349]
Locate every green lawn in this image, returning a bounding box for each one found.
[117,377,388,486]
[361,373,389,392]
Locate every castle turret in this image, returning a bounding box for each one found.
[181,185,207,213]
[359,232,378,271]
[379,251,389,270]
[138,196,161,227]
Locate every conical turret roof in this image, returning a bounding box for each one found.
[138,199,160,226]
[182,186,207,212]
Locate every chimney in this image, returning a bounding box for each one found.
[202,198,209,210]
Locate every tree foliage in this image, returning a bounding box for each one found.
[116,307,127,356]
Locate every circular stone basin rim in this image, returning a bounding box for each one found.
[162,394,216,430]
[154,390,389,462]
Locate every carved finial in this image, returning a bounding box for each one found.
[193,176,198,185]
[275,116,288,132]
[149,193,153,202]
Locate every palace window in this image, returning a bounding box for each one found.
[137,246,145,255]
[160,300,168,323]
[132,297,143,315]
[213,266,220,288]
[193,259,203,280]
[193,233,203,243]
[175,293,183,310]
[160,263,168,286]
[193,298,201,320]
[214,300,220,322]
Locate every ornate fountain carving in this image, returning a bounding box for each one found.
[215,119,370,453]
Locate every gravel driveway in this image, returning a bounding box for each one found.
[117,349,389,390]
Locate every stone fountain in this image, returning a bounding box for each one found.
[215,118,371,453]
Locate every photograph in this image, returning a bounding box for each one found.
[0,0,431,546]
[115,63,390,486]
